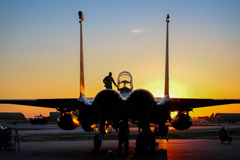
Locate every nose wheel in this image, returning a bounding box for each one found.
[93,134,102,151]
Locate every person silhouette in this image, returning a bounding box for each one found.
[103,72,117,89]
[116,119,131,156]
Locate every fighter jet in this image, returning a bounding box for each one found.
[1,12,240,151]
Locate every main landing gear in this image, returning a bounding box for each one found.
[93,120,105,151]
[219,125,232,143]
[93,120,110,152]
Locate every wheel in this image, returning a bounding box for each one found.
[94,134,102,150]
[135,133,148,154]
[149,134,156,152]
[228,136,232,142]
[219,128,228,142]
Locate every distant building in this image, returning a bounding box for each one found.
[195,116,209,123]
[0,112,26,121]
[209,113,240,123]
[49,112,59,121]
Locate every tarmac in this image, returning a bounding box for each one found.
[1,139,240,160]
[2,123,240,136]
[1,123,240,159]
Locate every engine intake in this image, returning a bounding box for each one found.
[93,89,122,116]
[126,89,155,117]
[171,113,192,130]
[57,112,79,130]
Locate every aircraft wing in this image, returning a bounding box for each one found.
[164,98,240,111]
[0,98,91,110]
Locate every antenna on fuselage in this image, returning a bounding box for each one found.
[164,14,170,97]
[78,11,85,96]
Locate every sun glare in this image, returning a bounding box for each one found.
[170,111,178,119]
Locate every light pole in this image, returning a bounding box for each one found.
[165,14,170,96]
[78,11,85,96]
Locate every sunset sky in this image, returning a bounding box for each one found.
[0,0,240,118]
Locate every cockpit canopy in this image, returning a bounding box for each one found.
[117,71,133,93]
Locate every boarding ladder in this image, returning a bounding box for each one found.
[6,129,20,153]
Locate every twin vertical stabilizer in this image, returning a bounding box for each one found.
[78,12,170,98]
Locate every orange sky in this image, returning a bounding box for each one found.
[0,1,240,119]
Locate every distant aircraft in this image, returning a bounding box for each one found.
[1,12,240,152]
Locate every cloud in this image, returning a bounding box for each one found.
[131,28,147,33]
[121,26,148,34]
